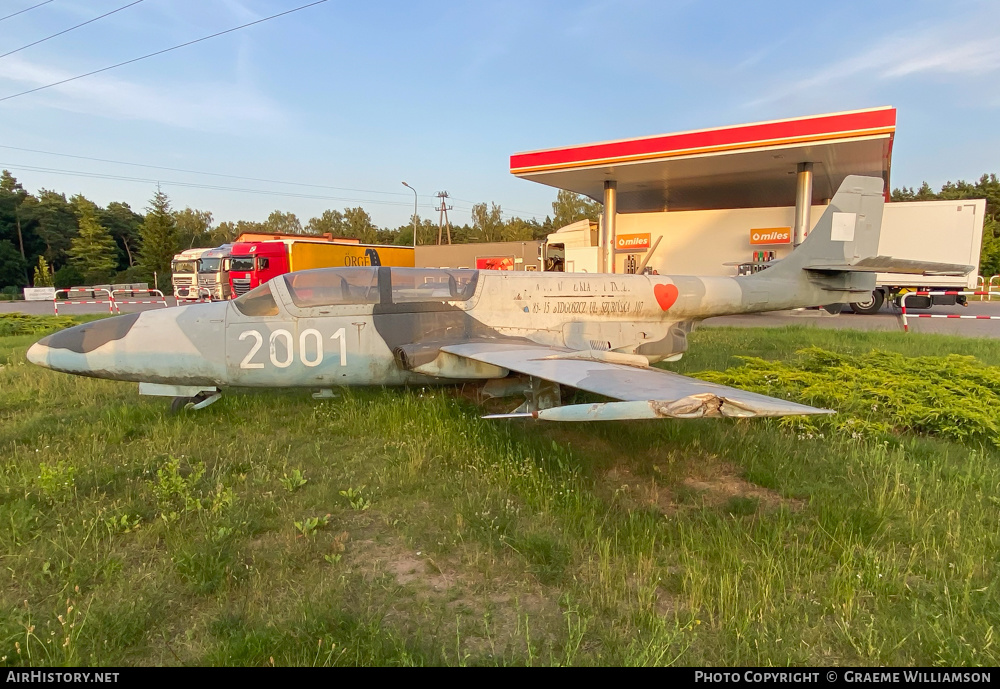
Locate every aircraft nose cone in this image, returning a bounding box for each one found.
[25,314,142,375]
[24,302,229,385]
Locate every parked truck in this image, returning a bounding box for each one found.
[228,239,415,297]
[170,248,211,302]
[196,244,233,301]
[846,199,986,313]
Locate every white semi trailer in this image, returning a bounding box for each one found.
[847,199,985,314]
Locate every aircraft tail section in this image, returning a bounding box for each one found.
[746,175,973,307]
[758,175,885,286]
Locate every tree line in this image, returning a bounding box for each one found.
[0,170,601,291]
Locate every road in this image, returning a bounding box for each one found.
[5,297,1000,338]
[703,300,1000,337]
[1,297,181,316]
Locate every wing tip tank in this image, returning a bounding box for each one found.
[484,395,833,422]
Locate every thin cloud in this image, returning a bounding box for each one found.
[744,18,1000,108]
[884,38,1000,78]
[0,54,286,132]
[218,0,261,24]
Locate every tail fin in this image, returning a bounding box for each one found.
[762,175,885,282]
[761,175,974,283]
[744,175,974,310]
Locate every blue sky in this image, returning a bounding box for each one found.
[1,0,998,228]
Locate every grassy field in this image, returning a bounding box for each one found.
[1,316,999,666]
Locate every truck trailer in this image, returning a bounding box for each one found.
[847,199,985,313]
[229,239,414,297]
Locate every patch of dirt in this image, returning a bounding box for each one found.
[682,469,790,510]
[603,460,800,515]
[347,531,560,621]
[604,465,677,515]
[385,552,454,591]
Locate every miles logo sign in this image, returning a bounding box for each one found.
[615,233,651,251]
[749,227,791,245]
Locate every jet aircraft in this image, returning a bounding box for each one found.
[26,176,972,421]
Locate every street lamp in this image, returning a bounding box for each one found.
[402,182,417,248]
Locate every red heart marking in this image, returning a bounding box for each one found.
[653,283,679,311]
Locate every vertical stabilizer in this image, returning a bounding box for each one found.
[761,175,885,279]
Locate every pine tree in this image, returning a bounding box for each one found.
[137,188,177,286]
[68,206,117,285]
[33,255,53,287]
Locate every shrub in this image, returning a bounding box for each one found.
[696,347,1000,447]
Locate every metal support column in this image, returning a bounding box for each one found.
[602,180,617,273]
[793,162,813,247]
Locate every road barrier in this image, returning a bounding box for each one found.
[188,287,215,303]
[111,288,168,309]
[53,287,169,315]
[988,276,1000,301]
[975,276,986,299]
[900,290,1000,332]
[53,288,116,315]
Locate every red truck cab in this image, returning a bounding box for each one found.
[229,242,288,298]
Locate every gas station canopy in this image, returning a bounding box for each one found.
[510,107,896,212]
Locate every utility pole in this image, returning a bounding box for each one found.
[435,191,453,245]
[402,182,418,248]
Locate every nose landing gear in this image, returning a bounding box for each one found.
[170,391,222,413]
[138,383,221,413]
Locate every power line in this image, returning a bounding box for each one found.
[0,144,542,217]
[451,195,549,219]
[0,161,444,210]
[0,148,549,219]
[0,1,146,60]
[3,160,552,224]
[0,0,53,23]
[0,0,330,103]
[0,144,413,198]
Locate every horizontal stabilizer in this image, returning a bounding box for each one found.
[806,256,974,276]
[484,394,834,422]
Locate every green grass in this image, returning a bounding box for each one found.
[1,321,999,666]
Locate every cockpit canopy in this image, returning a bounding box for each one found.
[284,267,379,307]
[232,267,480,315]
[386,268,478,303]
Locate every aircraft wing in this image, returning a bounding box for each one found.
[439,342,832,421]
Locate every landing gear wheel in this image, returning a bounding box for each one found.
[169,391,220,414]
[170,396,196,414]
[850,289,884,315]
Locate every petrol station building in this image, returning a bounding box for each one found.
[509,106,897,275]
